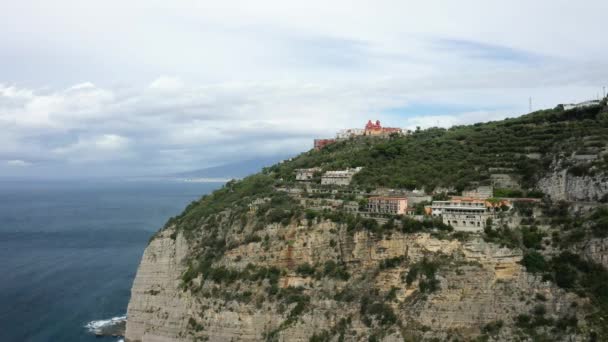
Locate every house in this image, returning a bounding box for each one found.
[405,207,418,216]
[295,168,321,181]
[321,167,362,186]
[431,198,491,232]
[367,196,408,215]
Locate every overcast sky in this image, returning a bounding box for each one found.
[1,0,607,178]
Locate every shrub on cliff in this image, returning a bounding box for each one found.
[405,257,440,293]
[521,251,548,273]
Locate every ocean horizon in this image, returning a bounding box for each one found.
[0,179,221,342]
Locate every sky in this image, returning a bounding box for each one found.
[1,0,607,178]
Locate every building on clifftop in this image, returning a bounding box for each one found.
[363,120,403,136]
[295,168,321,181]
[321,167,362,186]
[367,196,408,215]
[431,198,490,232]
[313,120,404,150]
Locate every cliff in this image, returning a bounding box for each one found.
[126,218,590,341]
[126,229,191,342]
[126,100,608,341]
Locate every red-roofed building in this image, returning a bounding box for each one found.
[314,139,336,151]
[364,120,403,136]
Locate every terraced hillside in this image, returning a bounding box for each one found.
[126,98,608,342]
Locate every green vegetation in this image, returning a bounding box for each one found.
[481,320,504,337]
[182,262,280,290]
[264,287,312,341]
[308,317,351,342]
[519,249,608,336]
[521,226,545,249]
[294,261,350,280]
[379,256,406,270]
[483,225,520,248]
[268,103,608,191]
[520,251,548,274]
[360,294,397,327]
[168,174,276,232]
[513,303,578,340]
[167,101,608,340]
[494,188,543,198]
[405,258,441,293]
[590,207,608,237]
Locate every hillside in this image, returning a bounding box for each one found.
[125,99,608,342]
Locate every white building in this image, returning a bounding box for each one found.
[295,168,321,181]
[321,167,363,186]
[431,199,491,232]
[336,128,365,140]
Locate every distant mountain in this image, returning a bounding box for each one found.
[168,156,290,180]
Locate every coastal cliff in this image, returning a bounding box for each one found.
[126,219,588,341]
[126,230,191,341]
[126,101,608,341]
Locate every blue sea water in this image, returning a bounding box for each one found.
[0,180,221,342]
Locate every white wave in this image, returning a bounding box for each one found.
[84,315,126,335]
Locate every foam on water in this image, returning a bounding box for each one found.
[84,315,126,335]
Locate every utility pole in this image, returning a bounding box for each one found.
[529,97,532,112]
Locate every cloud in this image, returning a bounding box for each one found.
[52,134,131,163]
[0,69,604,178]
[6,159,31,167]
[1,0,608,178]
[149,76,184,91]
[433,38,544,65]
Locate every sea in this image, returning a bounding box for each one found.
[0,179,222,342]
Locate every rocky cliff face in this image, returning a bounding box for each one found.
[584,237,608,270]
[125,230,192,342]
[125,217,587,342]
[538,167,608,202]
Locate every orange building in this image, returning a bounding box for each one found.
[364,120,402,136]
[367,196,408,215]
